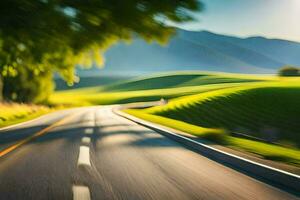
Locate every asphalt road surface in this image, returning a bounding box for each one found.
[0,106,298,200]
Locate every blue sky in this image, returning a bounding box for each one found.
[175,0,300,42]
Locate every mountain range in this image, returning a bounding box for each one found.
[78,29,300,75]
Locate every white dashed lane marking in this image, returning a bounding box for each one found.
[73,185,91,200]
[81,137,91,145]
[73,121,94,198]
[78,146,91,166]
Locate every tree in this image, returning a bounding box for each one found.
[0,0,203,103]
[278,66,300,77]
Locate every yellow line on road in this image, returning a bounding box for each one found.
[0,112,81,158]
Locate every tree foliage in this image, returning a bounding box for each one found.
[0,0,202,103]
[278,66,300,77]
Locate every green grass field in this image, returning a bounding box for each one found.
[0,103,53,128]
[50,71,272,106]
[144,82,300,146]
[124,79,300,166]
[100,71,269,92]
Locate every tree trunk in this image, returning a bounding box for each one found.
[0,74,3,102]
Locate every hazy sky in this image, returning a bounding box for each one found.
[175,0,300,42]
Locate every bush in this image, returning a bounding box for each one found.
[278,66,300,77]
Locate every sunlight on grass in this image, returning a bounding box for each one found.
[146,82,300,146]
[125,109,227,142]
[50,72,277,106]
[228,137,300,166]
[50,83,244,106]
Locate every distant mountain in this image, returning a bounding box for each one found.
[78,29,300,75]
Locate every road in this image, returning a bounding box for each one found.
[0,106,298,200]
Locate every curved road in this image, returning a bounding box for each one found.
[0,106,298,200]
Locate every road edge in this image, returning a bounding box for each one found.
[114,108,300,194]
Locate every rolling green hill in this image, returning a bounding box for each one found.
[100,71,268,92]
[145,83,300,147]
[124,80,300,166]
[50,72,271,106]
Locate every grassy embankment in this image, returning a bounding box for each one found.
[0,103,53,128]
[124,81,300,166]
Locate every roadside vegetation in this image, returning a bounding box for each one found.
[0,103,53,128]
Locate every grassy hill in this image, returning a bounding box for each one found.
[125,80,300,166]
[50,72,270,106]
[101,71,268,92]
[145,83,300,147]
